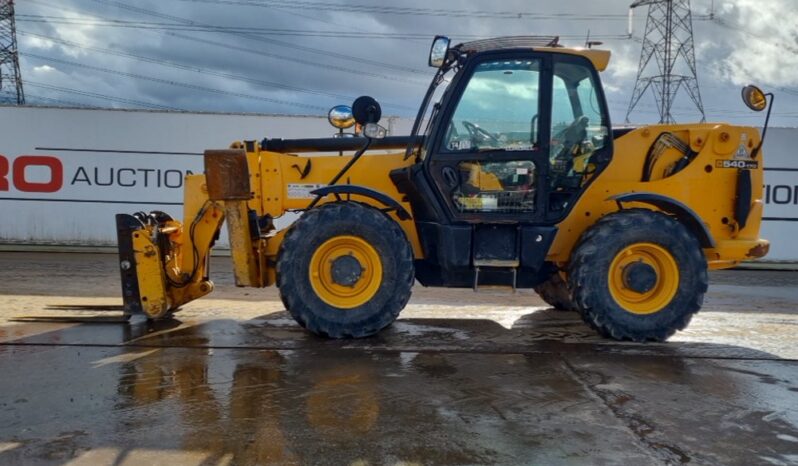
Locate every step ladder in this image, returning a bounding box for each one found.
[473,259,519,292]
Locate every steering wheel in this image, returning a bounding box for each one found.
[462,120,500,146]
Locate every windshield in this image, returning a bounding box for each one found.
[443,59,541,153]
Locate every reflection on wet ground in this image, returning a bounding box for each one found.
[0,254,797,465]
[0,312,796,465]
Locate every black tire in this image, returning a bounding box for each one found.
[276,202,414,338]
[568,209,708,342]
[534,272,577,311]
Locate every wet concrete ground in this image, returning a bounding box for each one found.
[0,252,797,465]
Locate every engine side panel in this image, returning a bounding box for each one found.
[546,123,767,268]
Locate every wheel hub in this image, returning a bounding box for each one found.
[330,254,363,287]
[308,235,383,309]
[608,242,680,315]
[622,261,658,294]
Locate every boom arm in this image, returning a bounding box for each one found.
[116,149,263,319]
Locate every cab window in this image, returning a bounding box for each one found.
[443,59,541,153]
[549,60,609,189]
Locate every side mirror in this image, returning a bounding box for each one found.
[328,105,355,129]
[429,35,450,68]
[742,85,768,112]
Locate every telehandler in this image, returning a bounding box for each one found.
[116,36,771,341]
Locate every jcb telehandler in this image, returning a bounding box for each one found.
[116,36,771,341]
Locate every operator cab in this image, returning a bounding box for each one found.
[392,36,614,288]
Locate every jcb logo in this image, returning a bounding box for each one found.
[0,154,63,193]
[715,159,758,169]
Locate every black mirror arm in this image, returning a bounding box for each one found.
[751,92,774,159]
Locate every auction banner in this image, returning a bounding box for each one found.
[0,105,795,261]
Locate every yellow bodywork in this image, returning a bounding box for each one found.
[538,47,611,71]
[252,149,422,264]
[129,121,768,316]
[548,123,767,269]
[238,122,767,273]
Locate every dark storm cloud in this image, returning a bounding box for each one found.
[15,0,798,125]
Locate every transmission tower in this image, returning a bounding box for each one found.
[0,0,24,105]
[626,0,704,123]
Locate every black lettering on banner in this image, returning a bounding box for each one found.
[139,168,154,187]
[94,167,113,186]
[772,185,793,205]
[68,167,194,189]
[71,166,91,185]
[164,169,182,188]
[117,168,136,187]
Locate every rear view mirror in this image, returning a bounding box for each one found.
[328,105,356,129]
[429,35,450,68]
[742,85,768,112]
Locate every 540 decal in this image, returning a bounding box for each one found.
[716,159,758,169]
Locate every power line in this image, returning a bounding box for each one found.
[16,29,415,111]
[25,81,180,109]
[23,52,332,112]
[23,0,428,84]
[15,16,632,42]
[178,0,678,20]
[712,17,798,55]
[87,0,429,76]
[25,93,100,108]
[165,31,423,85]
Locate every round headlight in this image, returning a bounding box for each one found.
[328,105,356,129]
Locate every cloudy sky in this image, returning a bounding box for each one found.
[6,0,798,126]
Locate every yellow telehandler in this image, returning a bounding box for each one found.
[116,36,771,341]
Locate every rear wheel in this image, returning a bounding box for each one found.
[569,209,707,342]
[534,272,577,311]
[277,202,414,338]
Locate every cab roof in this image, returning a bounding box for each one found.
[453,36,612,71]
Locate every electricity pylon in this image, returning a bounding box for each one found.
[626,0,704,123]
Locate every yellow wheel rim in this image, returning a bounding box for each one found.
[309,235,383,309]
[608,243,679,315]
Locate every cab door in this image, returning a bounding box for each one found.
[422,52,555,283]
[425,52,551,224]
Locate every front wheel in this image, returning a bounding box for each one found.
[277,202,414,338]
[568,209,708,342]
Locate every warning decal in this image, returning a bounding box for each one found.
[287,183,326,198]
